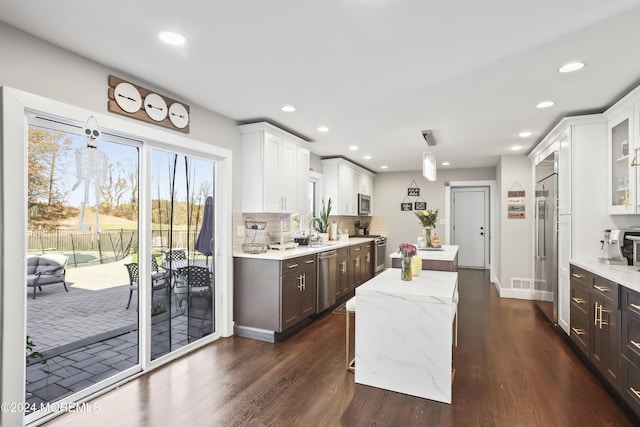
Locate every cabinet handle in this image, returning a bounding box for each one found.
[599,305,607,328]
[571,297,585,304]
[571,273,584,279]
[630,303,640,311]
[593,285,610,293]
[631,340,640,350]
[341,261,347,274]
[366,253,370,262]
[632,157,640,167]
[355,259,360,268]
[288,263,298,269]
[571,327,585,336]
[594,302,599,326]
[305,259,314,264]
[631,387,640,400]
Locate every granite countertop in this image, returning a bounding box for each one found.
[233,237,375,260]
[356,268,459,305]
[570,258,640,294]
[389,245,458,262]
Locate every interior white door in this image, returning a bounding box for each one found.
[452,187,489,268]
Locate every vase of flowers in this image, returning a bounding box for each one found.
[415,209,438,248]
[398,243,417,281]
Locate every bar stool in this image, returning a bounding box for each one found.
[345,296,356,372]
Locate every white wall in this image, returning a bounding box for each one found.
[372,167,495,265]
[497,155,533,295]
[0,22,243,210]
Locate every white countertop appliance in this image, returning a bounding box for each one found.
[598,229,640,265]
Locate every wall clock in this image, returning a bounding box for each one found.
[107,75,190,133]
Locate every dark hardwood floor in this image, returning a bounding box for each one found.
[43,269,633,426]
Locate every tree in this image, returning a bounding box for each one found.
[99,162,128,214]
[28,127,72,209]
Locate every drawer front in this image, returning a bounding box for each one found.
[569,311,590,356]
[622,287,640,318]
[336,247,350,259]
[622,311,640,366]
[592,275,619,307]
[570,265,591,289]
[282,258,302,272]
[298,255,316,268]
[621,355,640,416]
[351,244,362,254]
[570,283,590,321]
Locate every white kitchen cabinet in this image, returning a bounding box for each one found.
[530,115,608,335]
[603,84,640,215]
[607,109,634,214]
[322,158,375,216]
[239,122,310,213]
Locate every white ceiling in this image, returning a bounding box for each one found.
[3,0,640,171]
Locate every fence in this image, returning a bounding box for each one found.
[28,228,202,267]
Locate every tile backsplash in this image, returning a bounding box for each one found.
[233,213,387,252]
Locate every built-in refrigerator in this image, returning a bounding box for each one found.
[534,152,557,323]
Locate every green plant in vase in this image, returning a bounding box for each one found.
[314,198,332,238]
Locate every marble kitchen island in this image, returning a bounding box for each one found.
[390,245,458,271]
[355,268,458,403]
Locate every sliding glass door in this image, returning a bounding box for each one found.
[26,119,140,413]
[150,149,216,359]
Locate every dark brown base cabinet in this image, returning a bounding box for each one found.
[569,263,640,418]
[335,243,373,300]
[234,255,316,341]
[621,287,640,415]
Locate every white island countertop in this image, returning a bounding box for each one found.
[355,268,459,403]
[389,244,459,262]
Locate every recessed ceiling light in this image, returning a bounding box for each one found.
[158,31,186,46]
[536,101,555,109]
[380,165,388,169]
[441,162,450,166]
[559,62,584,73]
[281,105,296,112]
[363,155,372,160]
[349,145,359,151]
[511,145,523,151]
[518,131,533,138]
[317,126,330,133]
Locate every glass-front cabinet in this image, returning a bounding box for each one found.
[608,109,635,214]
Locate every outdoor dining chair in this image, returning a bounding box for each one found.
[124,262,170,309]
[164,249,186,262]
[174,265,212,314]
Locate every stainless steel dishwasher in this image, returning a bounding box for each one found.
[317,250,337,312]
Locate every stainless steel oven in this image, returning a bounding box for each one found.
[373,236,387,275]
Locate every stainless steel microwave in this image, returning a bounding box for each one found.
[358,193,371,215]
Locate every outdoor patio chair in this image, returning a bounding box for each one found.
[26,254,68,299]
[164,249,186,262]
[125,262,170,309]
[174,265,212,314]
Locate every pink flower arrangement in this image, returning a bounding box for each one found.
[398,243,417,257]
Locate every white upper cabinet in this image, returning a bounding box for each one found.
[604,85,640,215]
[239,123,310,213]
[322,158,375,216]
[607,109,634,214]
